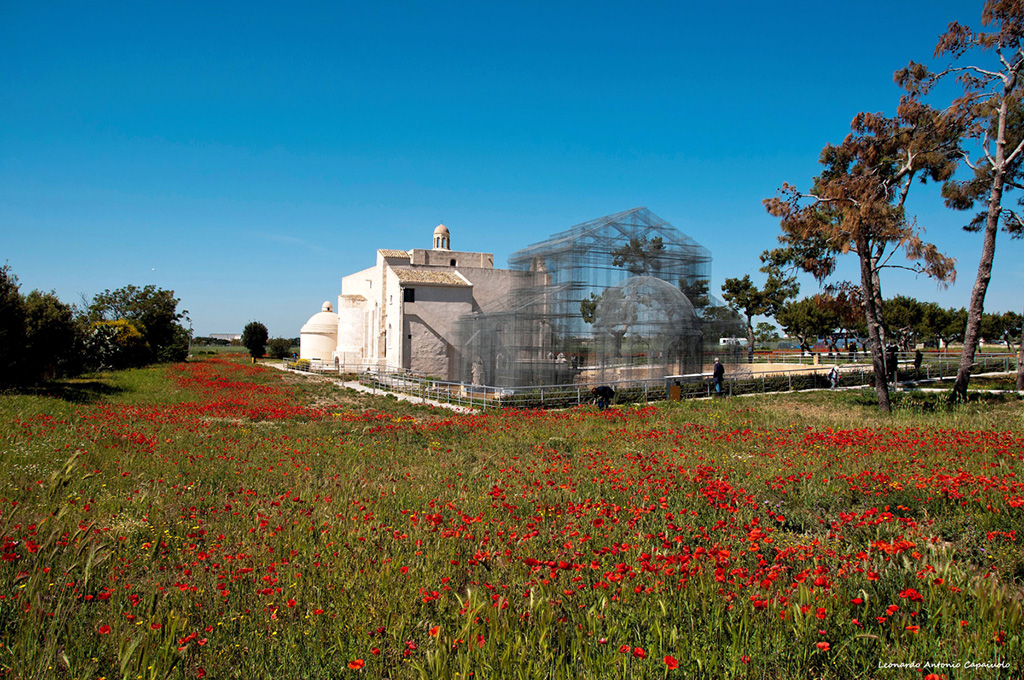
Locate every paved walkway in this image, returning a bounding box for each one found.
[340,380,478,414]
[268,363,479,413]
[268,362,1018,411]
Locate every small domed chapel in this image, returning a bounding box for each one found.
[301,208,712,387]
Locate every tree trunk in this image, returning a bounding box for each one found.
[954,78,1014,401]
[869,249,891,382]
[1018,300,1024,391]
[745,315,755,364]
[858,235,891,412]
[870,252,887,346]
[953,180,1003,401]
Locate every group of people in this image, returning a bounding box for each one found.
[588,355,855,408]
[579,345,937,410]
[591,358,728,408]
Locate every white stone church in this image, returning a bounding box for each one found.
[299,224,519,380]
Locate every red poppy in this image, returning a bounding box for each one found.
[664,655,678,669]
[633,647,646,659]
[98,624,111,635]
[347,659,365,669]
[905,625,920,633]
[815,642,830,651]
[429,626,440,637]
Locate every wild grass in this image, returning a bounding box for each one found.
[0,357,1020,679]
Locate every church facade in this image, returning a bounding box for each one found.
[300,225,519,380]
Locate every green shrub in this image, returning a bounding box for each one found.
[267,337,294,359]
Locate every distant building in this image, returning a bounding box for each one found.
[300,224,520,379]
[210,333,242,342]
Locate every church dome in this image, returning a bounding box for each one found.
[433,223,451,250]
[301,303,340,335]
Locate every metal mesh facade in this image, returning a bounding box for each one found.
[455,207,710,387]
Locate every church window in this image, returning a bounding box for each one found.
[403,288,415,303]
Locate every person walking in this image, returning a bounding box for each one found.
[712,358,725,397]
[828,365,840,389]
[885,343,898,384]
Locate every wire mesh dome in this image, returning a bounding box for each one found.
[593,276,702,379]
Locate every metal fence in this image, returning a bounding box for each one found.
[755,349,1018,375]
[282,352,1019,411]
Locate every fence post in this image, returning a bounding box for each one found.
[788,372,792,391]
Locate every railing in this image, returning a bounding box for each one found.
[725,349,1019,379]
[281,353,1020,410]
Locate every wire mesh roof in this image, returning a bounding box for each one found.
[510,207,711,270]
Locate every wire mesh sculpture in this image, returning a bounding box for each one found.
[455,207,711,387]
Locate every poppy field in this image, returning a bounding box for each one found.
[1,357,1022,679]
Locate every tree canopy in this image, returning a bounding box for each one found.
[0,265,28,386]
[765,99,960,412]
[242,321,269,359]
[88,284,189,364]
[24,290,80,380]
[611,236,665,276]
[898,0,1024,394]
[776,296,840,353]
[721,259,798,360]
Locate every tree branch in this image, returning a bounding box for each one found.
[1002,133,1024,167]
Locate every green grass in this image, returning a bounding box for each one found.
[0,357,1021,679]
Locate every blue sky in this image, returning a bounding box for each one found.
[2,1,1019,336]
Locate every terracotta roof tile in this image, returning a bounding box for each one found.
[392,268,469,286]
